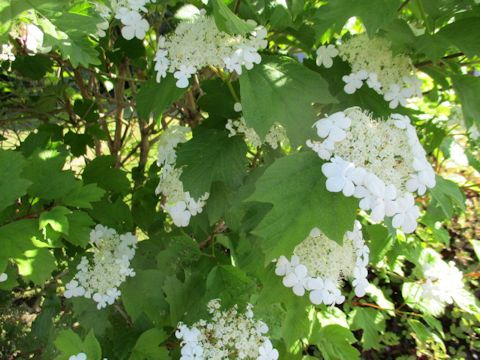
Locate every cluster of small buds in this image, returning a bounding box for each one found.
[306,107,436,233]
[226,103,288,149]
[0,43,15,61]
[69,353,87,360]
[0,273,7,282]
[154,9,267,87]
[155,126,209,227]
[316,34,422,108]
[421,260,465,306]
[275,221,369,306]
[176,299,279,360]
[63,225,137,309]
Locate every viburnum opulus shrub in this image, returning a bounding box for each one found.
[0,0,479,359]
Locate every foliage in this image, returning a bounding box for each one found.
[0,0,480,359]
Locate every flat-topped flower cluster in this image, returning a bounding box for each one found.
[155,126,209,227]
[307,107,436,233]
[275,221,369,306]
[316,34,422,108]
[154,9,267,87]
[176,299,278,360]
[64,225,137,309]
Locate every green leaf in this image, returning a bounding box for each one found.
[22,149,78,200]
[83,330,102,360]
[211,0,255,35]
[122,270,169,325]
[89,198,133,233]
[39,206,72,234]
[129,328,169,360]
[176,128,248,198]
[365,224,393,264]
[205,265,255,308]
[348,307,385,350]
[436,17,480,59]
[282,297,309,348]
[54,329,83,360]
[239,55,336,146]
[11,54,53,80]
[156,236,201,276]
[247,152,358,262]
[408,319,446,352]
[83,155,130,194]
[0,150,31,213]
[429,175,466,219]
[163,271,207,325]
[312,0,399,39]
[310,324,359,360]
[16,247,56,285]
[452,74,480,128]
[471,240,480,262]
[136,77,186,121]
[65,211,95,247]
[62,183,105,209]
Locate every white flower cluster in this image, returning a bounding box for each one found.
[69,353,87,360]
[155,126,209,227]
[226,107,288,149]
[316,34,421,108]
[0,273,7,282]
[21,23,51,54]
[0,43,15,61]
[64,225,137,309]
[154,9,267,88]
[176,299,278,360]
[275,222,369,306]
[421,259,465,306]
[307,108,436,233]
[92,0,150,39]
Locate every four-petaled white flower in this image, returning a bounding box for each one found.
[165,201,191,227]
[384,83,411,109]
[316,44,338,68]
[282,264,308,296]
[342,70,368,94]
[120,11,149,40]
[322,156,366,197]
[174,65,196,88]
[392,193,420,233]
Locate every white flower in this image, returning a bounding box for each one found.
[165,202,191,227]
[234,102,242,112]
[469,124,480,140]
[307,278,326,305]
[173,65,196,88]
[403,74,423,98]
[282,264,308,296]
[352,265,369,297]
[342,71,368,94]
[384,83,410,109]
[258,339,279,360]
[322,156,366,197]
[366,72,382,93]
[0,273,7,282]
[69,353,87,360]
[316,44,338,68]
[313,112,351,141]
[390,113,411,129]
[120,11,149,40]
[392,193,420,233]
[64,280,86,298]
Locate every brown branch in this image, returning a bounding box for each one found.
[112,61,128,166]
[234,0,241,14]
[397,0,411,11]
[415,52,465,67]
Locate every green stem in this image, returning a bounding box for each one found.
[417,0,432,34]
[226,78,241,103]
